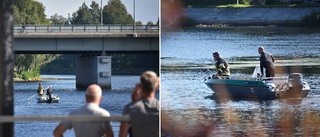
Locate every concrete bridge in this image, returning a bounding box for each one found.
[14,25,159,54]
[13,25,159,89]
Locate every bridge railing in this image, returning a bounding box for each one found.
[14,25,159,34]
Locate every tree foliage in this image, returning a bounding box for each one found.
[50,14,69,25]
[14,54,51,80]
[103,0,134,24]
[14,0,50,25]
[71,2,95,24]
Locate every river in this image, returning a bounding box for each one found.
[161,27,320,136]
[14,75,159,137]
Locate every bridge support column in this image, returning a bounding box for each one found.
[76,56,112,89]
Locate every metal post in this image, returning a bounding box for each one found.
[101,0,103,25]
[133,0,136,33]
[0,0,14,137]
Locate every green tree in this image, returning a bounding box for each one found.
[147,21,154,25]
[90,1,102,24]
[136,21,143,25]
[71,2,94,24]
[14,54,48,80]
[103,0,134,24]
[50,14,68,25]
[14,0,50,25]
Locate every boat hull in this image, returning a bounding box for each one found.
[205,78,310,100]
[205,79,276,100]
[37,94,59,103]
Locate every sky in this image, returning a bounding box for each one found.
[35,0,159,24]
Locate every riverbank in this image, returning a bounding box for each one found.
[183,7,320,26]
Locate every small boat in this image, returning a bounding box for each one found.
[204,65,310,100]
[37,94,60,103]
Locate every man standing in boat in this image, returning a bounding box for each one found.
[212,52,230,78]
[258,46,275,77]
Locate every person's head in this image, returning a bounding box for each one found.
[131,83,141,101]
[213,52,220,61]
[258,46,264,54]
[85,84,103,104]
[39,83,42,86]
[140,71,159,98]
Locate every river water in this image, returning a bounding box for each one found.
[161,27,320,136]
[14,75,159,137]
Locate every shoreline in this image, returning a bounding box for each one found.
[183,7,320,26]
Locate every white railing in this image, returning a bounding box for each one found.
[0,115,129,123]
[14,25,159,34]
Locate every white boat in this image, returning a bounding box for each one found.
[37,94,59,103]
[204,65,311,100]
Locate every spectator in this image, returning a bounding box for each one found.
[119,71,159,137]
[53,84,114,137]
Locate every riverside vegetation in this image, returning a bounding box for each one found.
[164,0,320,27]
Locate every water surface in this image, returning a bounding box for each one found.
[161,27,320,136]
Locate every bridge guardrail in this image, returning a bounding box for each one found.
[14,25,159,34]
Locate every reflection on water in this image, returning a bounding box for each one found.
[161,27,320,137]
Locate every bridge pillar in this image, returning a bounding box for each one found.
[76,56,112,89]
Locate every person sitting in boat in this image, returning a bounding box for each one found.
[258,46,275,77]
[212,52,230,79]
[46,86,53,103]
[37,83,44,96]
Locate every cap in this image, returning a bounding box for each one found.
[213,52,220,57]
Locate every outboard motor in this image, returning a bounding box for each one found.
[288,73,303,98]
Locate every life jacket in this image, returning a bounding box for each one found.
[215,58,230,76]
[38,87,44,95]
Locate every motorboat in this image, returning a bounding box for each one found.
[37,94,59,103]
[204,65,310,100]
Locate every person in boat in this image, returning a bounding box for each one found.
[212,52,230,78]
[258,46,275,77]
[46,86,53,103]
[37,83,44,96]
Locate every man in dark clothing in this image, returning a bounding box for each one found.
[46,86,53,103]
[258,46,275,77]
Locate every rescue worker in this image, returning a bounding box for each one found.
[37,83,44,96]
[46,86,53,103]
[212,52,230,78]
[258,46,275,77]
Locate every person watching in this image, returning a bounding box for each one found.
[53,84,114,137]
[119,71,159,137]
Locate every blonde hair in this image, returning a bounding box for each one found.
[140,71,158,94]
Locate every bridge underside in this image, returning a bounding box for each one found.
[14,37,159,54]
[14,50,159,54]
